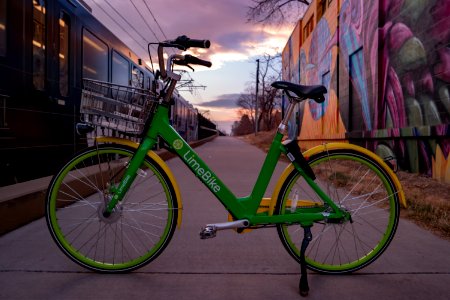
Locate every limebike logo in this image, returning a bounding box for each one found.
[183,150,221,193]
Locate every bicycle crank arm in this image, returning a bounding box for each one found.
[200,219,249,239]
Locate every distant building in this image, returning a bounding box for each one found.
[282,0,450,182]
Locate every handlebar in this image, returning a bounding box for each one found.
[173,35,210,50]
[157,35,212,80]
[175,54,212,68]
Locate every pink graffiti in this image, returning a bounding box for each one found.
[419,70,434,95]
[381,21,426,129]
[430,0,450,43]
[402,72,415,97]
[388,23,413,52]
[380,0,404,21]
[386,66,407,128]
[434,47,450,83]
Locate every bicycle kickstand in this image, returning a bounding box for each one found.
[299,226,312,297]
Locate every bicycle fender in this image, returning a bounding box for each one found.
[268,143,406,216]
[95,136,183,228]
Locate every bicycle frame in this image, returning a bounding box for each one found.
[98,41,351,227]
[103,101,347,227]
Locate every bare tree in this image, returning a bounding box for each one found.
[236,86,256,125]
[256,53,282,130]
[247,0,310,24]
[231,115,254,136]
[233,53,282,135]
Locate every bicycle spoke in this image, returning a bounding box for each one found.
[46,145,177,271]
[59,184,98,210]
[277,149,399,273]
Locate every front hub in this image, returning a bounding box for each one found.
[98,202,122,224]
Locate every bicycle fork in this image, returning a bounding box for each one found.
[102,137,156,217]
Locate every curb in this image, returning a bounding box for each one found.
[0,134,218,236]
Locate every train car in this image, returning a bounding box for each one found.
[170,89,198,142]
[0,0,201,187]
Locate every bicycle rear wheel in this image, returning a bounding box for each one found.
[46,144,178,272]
[276,148,400,274]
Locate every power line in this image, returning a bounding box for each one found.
[128,0,176,63]
[103,1,148,42]
[90,0,151,55]
[90,0,202,92]
[141,0,169,41]
[102,0,158,55]
[130,0,160,42]
[133,1,200,92]
[138,0,177,56]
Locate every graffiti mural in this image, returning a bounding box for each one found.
[301,19,332,120]
[281,0,450,182]
[377,0,450,180]
[295,0,347,149]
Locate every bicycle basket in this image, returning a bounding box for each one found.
[80,79,158,136]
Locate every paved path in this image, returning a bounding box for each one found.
[1,137,449,299]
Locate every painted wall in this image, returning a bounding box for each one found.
[298,0,346,149]
[376,0,450,181]
[282,0,450,182]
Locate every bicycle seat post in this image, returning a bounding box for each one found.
[278,97,303,134]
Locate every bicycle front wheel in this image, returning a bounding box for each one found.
[46,144,178,272]
[276,148,400,274]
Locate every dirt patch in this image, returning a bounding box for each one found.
[237,130,450,240]
[397,171,450,239]
[238,130,278,153]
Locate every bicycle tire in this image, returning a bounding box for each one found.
[275,148,400,274]
[46,144,178,272]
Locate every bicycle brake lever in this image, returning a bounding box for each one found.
[185,64,195,72]
[173,60,195,72]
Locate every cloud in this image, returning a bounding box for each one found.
[196,94,241,108]
[195,93,254,130]
[83,0,293,134]
[85,0,293,67]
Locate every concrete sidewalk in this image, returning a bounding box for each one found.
[0,136,449,299]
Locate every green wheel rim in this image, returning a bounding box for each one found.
[46,146,176,272]
[278,151,399,273]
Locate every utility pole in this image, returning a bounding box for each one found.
[255,59,260,135]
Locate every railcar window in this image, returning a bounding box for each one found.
[145,75,150,90]
[144,67,152,90]
[112,51,129,86]
[59,12,70,97]
[0,0,6,57]
[82,29,108,81]
[131,65,144,88]
[33,0,46,90]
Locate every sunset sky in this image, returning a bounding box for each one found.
[83,0,303,133]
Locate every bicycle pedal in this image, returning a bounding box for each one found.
[200,225,217,239]
[199,219,250,239]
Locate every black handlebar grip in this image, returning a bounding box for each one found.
[184,55,212,68]
[187,38,210,49]
[175,35,210,49]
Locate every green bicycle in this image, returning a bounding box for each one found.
[45,36,405,296]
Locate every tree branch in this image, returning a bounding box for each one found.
[247,0,310,25]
